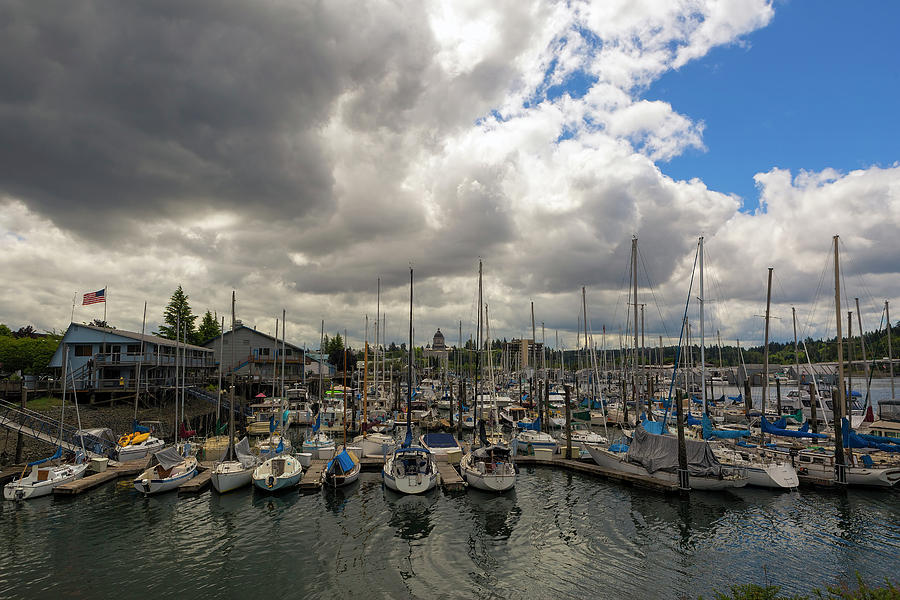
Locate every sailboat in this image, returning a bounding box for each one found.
[252,453,304,492]
[460,420,516,492]
[134,446,199,495]
[324,346,362,488]
[354,313,398,458]
[212,294,260,493]
[382,267,439,495]
[5,347,89,500]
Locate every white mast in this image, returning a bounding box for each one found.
[699,236,707,415]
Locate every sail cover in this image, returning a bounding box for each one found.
[422,433,459,448]
[626,424,724,477]
[842,418,900,453]
[234,437,257,468]
[701,414,749,440]
[154,446,185,470]
[760,417,828,439]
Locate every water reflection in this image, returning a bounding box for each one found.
[466,489,520,540]
[385,490,436,541]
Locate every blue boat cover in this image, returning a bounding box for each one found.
[422,433,459,448]
[701,414,749,440]
[517,417,541,431]
[858,433,900,445]
[842,418,900,452]
[850,390,862,397]
[132,420,150,434]
[311,413,321,433]
[641,418,666,435]
[686,413,703,427]
[728,394,742,403]
[760,417,828,439]
[28,446,62,467]
[772,417,788,429]
[327,448,358,472]
[269,415,276,433]
[608,443,629,453]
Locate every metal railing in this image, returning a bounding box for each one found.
[0,399,115,457]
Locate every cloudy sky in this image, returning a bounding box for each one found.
[1,0,898,351]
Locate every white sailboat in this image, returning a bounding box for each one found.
[133,446,199,495]
[5,347,89,501]
[252,454,303,492]
[382,267,438,495]
[211,437,258,493]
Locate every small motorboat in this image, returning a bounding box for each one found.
[4,448,89,501]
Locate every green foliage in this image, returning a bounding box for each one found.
[0,334,61,375]
[157,285,198,343]
[0,324,12,337]
[196,310,222,345]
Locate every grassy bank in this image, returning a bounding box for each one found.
[25,396,64,410]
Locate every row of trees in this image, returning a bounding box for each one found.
[0,326,61,376]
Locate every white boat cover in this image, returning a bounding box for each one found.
[234,437,257,468]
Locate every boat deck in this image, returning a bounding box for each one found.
[515,455,680,493]
[53,458,150,496]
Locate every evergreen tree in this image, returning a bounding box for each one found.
[196,310,222,344]
[157,285,197,342]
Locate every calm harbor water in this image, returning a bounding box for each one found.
[1,467,898,599]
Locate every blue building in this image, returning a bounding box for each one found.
[49,323,215,392]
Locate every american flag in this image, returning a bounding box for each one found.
[82,289,106,305]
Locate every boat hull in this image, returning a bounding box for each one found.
[459,455,515,492]
[210,463,254,493]
[133,458,199,495]
[116,437,165,463]
[4,463,88,501]
[382,456,438,495]
[252,456,303,492]
[584,445,747,491]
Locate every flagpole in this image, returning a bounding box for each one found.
[71,293,76,324]
[103,283,108,324]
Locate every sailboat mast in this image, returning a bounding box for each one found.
[318,319,325,406]
[887,301,894,399]
[407,267,413,434]
[281,309,286,398]
[363,315,369,436]
[272,318,278,399]
[135,301,147,423]
[833,235,846,482]
[632,236,639,422]
[174,311,180,444]
[763,267,773,413]
[229,292,235,461]
[476,260,482,437]
[792,307,800,399]
[530,300,537,430]
[376,278,380,400]
[217,315,224,425]
[700,236,707,415]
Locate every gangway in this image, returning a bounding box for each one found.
[0,400,112,458]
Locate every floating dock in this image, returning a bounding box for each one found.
[436,462,465,491]
[178,462,214,495]
[54,458,150,496]
[514,455,680,493]
[298,459,326,492]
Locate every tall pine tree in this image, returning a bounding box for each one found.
[196,310,222,344]
[157,285,198,342]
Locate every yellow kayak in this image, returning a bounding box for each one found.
[117,432,150,447]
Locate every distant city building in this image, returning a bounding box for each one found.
[503,338,544,369]
[424,328,449,366]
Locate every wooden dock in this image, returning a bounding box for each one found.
[514,455,680,493]
[178,462,214,495]
[436,462,465,492]
[54,458,150,496]
[298,459,326,492]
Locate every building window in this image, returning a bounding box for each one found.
[127,344,140,354]
[260,348,269,356]
[285,348,292,356]
[75,344,93,357]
